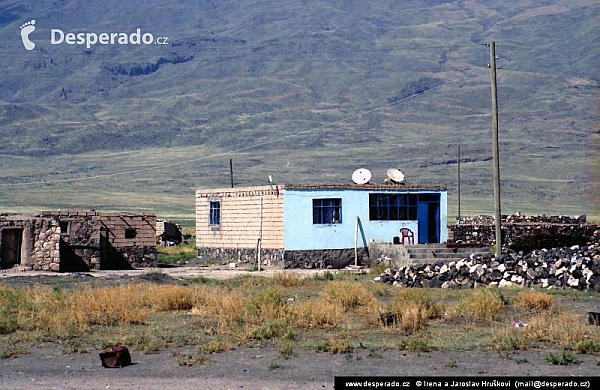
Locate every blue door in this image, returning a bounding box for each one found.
[417,195,440,244]
[417,202,429,243]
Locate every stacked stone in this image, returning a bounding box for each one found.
[32,219,61,271]
[373,244,600,290]
[450,214,598,247]
[456,215,587,225]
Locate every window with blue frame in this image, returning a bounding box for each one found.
[369,193,417,220]
[209,201,221,226]
[313,198,342,224]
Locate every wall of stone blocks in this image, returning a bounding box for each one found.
[196,247,283,267]
[0,216,60,271]
[40,210,157,269]
[283,248,369,269]
[449,221,599,247]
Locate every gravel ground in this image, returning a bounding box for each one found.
[1,345,599,390]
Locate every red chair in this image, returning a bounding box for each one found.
[399,228,414,245]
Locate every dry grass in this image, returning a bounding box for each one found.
[190,288,247,330]
[493,312,600,353]
[273,272,304,287]
[292,299,342,329]
[388,289,443,333]
[324,281,377,311]
[1,279,598,359]
[513,290,556,312]
[455,288,506,321]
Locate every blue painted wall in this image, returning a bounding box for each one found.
[283,188,447,250]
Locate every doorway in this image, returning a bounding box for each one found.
[1,229,23,269]
[417,196,440,244]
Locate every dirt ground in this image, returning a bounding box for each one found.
[1,344,599,390]
[1,267,599,389]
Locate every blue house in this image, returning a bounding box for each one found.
[196,183,447,268]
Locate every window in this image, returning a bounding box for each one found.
[125,228,137,239]
[60,221,70,236]
[209,201,221,226]
[313,198,342,224]
[369,194,417,221]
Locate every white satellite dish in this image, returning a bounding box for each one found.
[352,168,371,184]
[386,168,405,184]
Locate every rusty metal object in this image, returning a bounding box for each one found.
[99,346,132,368]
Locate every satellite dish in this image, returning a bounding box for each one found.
[352,168,371,185]
[386,168,405,184]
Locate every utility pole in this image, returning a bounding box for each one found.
[229,159,234,188]
[457,144,461,220]
[489,41,502,258]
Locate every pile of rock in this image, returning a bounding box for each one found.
[374,244,600,290]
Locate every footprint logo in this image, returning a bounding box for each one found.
[20,20,36,51]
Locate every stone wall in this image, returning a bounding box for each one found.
[59,217,101,271]
[282,248,369,269]
[449,215,599,247]
[0,215,60,271]
[196,247,284,267]
[196,246,369,269]
[41,210,157,270]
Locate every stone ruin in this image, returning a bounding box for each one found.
[0,210,156,271]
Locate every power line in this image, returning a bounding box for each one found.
[0,69,483,187]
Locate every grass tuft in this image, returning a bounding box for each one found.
[545,351,581,365]
[388,289,443,333]
[513,290,555,312]
[456,288,505,321]
[324,281,377,311]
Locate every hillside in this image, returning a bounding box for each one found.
[0,0,598,221]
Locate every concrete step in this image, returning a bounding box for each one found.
[402,244,490,265]
[409,252,472,259]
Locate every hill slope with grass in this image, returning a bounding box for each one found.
[0,0,598,219]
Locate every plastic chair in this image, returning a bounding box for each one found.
[399,228,414,245]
